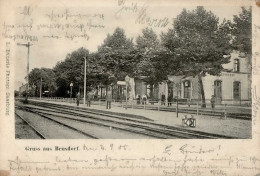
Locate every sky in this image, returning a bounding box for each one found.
[14,3,244,90]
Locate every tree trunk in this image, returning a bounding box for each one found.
[198,74,206,108]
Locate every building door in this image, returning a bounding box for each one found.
[168,81,174,99]
[233,81,241,101]
[168,82,174,95]
[214,80,222,104]
[183,80,191,99]
[146,84,154,99]
[118,85,126,100]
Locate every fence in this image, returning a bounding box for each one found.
[22,96,251,106]
[17,96,251,119]
[27,96,78,104]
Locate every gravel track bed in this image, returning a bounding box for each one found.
[17,105,176,138]
[15,109,94,139]
[16,101,245,138]
[44,114,156,139]
[31,105,234,138]
[35,110,207,139]
[22,104,152,126]
[15,114,42,139]
[21,106,216,138]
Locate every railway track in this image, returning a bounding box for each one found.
[15,108,99,139]
[123,104,251,120]
[15,112,46,139]
[15,100,236,139]
[16,98,251,120]
[16,106,161,139]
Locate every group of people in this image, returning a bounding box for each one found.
[136,93,174,106]
[160,93,174,106]
[76,91,113,109]
[161,94,217,109]
[135,93,216,109]
[76,92,92,107]
[76,91,217,109]
[136,94,147,105]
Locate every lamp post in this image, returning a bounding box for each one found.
[125,75,130,110]
[176,83,179,118]
[70,82,73,103]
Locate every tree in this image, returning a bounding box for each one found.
[53,47,89,97]
[161,29,185,76]
[135,28,172,98]
[28,68,56,97]
[97,27,136,86]
[99,28,134,50]
[14,90,19,97]
[231,7,252,99]
[231,7,252,55]
[162,7,232,107]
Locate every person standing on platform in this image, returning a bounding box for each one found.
[136,94,141,104]
[168,93,173,106]
[142,94,147,105]
[86,92,92,107]
[76,92,80,106]
[106,90,112,109]
[161,94,166,106]
[211,95,215,109]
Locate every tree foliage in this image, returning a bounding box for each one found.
[99,28,134,50]
[28,68,56,96]
[53,47,89,97]
[97,27,136,85]
[136,28,171,86]
[162,7,232,107]
[231,7,252,55]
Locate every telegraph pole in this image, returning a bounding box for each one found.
[125,75,130,110]
[176,83,179,118]
[17,42,33,103]
[83,55,87,105]
[40,77,42,100]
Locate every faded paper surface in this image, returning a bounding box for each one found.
[0,0,259,175]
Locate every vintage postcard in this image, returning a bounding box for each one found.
[0,0,259,175]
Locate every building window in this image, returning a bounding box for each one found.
[234,59,240,72]
[233,81,241,100]
[146,84,152,98]
[183,80,191,99]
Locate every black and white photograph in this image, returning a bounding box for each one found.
[1,0,260,176]
[13,4,252,139]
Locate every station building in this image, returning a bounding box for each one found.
[94,51,251,105]
[157,51,250,105]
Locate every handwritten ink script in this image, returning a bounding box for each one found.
[8,144,260,176]
[2,6,105,42]
[19,6,33,17]
[252,85,260,125]
[115,0,169,28]
[1,2,171,45]
[253,25,260,75]
[252,51,260,75]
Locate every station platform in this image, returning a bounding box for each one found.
[22,99,252,138]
